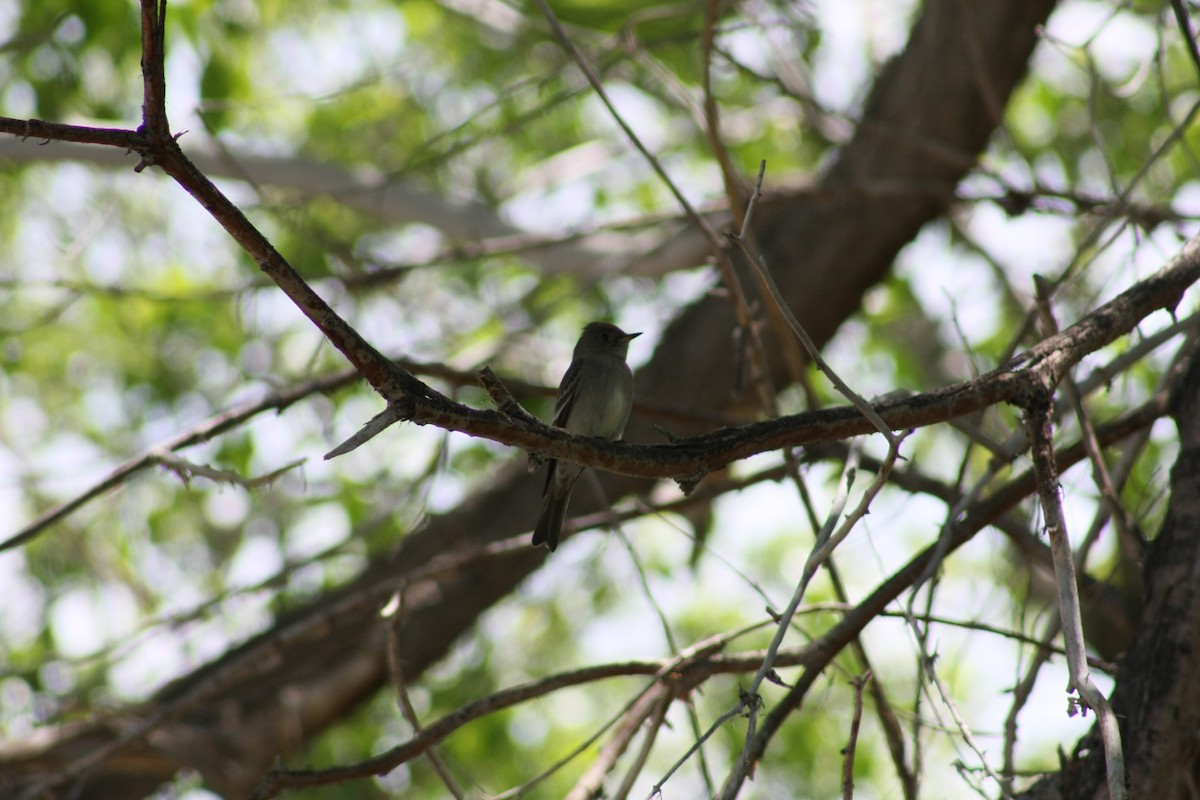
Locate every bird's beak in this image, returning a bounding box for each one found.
[623,332,642,342]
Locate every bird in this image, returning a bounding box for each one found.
[532,322,640,551]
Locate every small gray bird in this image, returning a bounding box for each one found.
[532,322,640,551]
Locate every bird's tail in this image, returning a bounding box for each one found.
[532,491,570,551]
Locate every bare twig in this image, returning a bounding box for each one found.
[1022,398,1127,800]
[1,369,354,552]
[384,593,465,798]
[598,477,718,794]
[1170,0,1200,91]
[842,672,872,800]
[476,365,542,425]
[1001,616,1061,792]
[530,0,723,254]
[323,403,409,458]
[826,564,919,800]
[530,0,787,449]
[151,451,304,489]
[701,0,749,230]
[647,700,749,799]
[719,431,908,798]
[138,0,168,139]
[728,162,901,447]
[1033,277,1140,559]
[700,389,1165,800]
[565,685,669,800]
[612,690,671,800]
[902,609,1015,800]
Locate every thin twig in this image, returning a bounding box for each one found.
[842,672,872,800]
[1033,277,1140,560]
[728,162,900,447]
[1001,615,1061,793]
[700,389,1165,800]
[701,0,749,229]
[150,451,305,489]
[1023,398,1127,800]
[612,691,672,800]
[826,564,918,800]
[476,365,543,425]
[531,0,785,458]
[597,476,717,794]
[566,685,670,800]
[734,160,814,399]
[384,592,465,798]
[901,607,1015,800]
[719,431,908,798]
[1,371,351,552]
[647,701,748,799]
[531,0,722,254]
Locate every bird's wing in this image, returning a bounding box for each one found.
[542,359,582,497]
[551,359,583,429]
